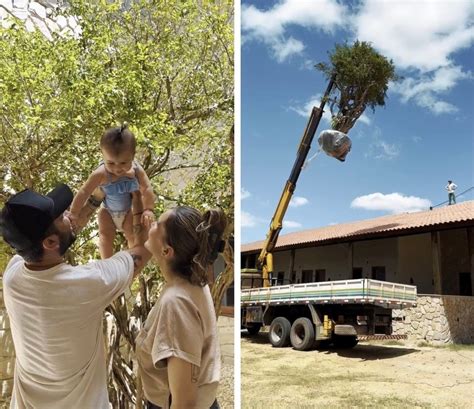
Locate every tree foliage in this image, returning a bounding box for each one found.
[316,40,399,133]
[0,1,233,406]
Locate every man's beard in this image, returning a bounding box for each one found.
[58,230,76,256]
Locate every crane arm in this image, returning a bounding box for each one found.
[257,76,335,286]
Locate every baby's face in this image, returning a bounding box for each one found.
[102,148,134,176]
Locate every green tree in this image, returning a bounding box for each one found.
[316,40,399,133]
[0,1,233,407]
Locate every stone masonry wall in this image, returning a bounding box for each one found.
[392,295,474,344]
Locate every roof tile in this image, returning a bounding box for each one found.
[242,200,474,253]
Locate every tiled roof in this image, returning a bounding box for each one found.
[242,201,474,253]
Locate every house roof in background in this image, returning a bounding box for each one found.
[242,201,474,253]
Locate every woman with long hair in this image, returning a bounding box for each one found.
[136,206,227,409]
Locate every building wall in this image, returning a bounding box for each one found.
[272,237,402,284]
[293,244,350,282]
[272,250,291,281]
[397,233,433,293]
[352,238,398,280]
[246,227,472,296]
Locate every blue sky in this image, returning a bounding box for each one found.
[241,0,474,244]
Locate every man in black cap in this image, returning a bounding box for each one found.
[0,184,151,409]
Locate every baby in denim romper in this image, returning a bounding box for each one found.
[70,124,155,258]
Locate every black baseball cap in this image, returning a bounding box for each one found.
[0,184,73,251]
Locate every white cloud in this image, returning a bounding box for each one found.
[354,0,474,71]
[300,59,316,71]
[241,211,258,228]
[242,0,347,61]
[241,188,251,200]
[273,37,305,62]
[351,193,431,214]
[358,113,371,126]
[354,1,474,114]
[365,127,400,160]
[289,196,309,207]
[391,65,471,115]
[289,94,332,124]
[370,140,400,160]
[283,220,302,228]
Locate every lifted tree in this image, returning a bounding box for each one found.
[316,40,399,134]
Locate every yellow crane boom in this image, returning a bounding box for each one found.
[257,76,336,287]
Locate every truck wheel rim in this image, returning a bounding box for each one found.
[294,324,305,344]
[273,324,283,341]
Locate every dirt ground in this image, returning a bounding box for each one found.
[217,316,234,408]
[241,331,474,409]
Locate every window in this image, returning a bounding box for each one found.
[243,253,256,268]
[372,266,386,281]
[291,272,296,284]
[277,272,285,285]
[302,270,313,283]
[352,268,363,279]
[315,269,326,282]
[459,272,472,296]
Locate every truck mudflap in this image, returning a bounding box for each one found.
[244,306,263,323]
[357,334,408,341]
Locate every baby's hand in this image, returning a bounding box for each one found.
[141,209,155,228]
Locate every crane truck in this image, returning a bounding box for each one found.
[241,77,417,350]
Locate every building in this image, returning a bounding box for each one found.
[242,201,474,344]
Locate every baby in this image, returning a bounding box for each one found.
[70,124,155,258]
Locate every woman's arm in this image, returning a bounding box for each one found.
[168,357,199,409]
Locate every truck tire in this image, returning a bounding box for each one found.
[333,335,358,348]
[269,317,291,347]
[246,323,262,335]
[290,317,315,351]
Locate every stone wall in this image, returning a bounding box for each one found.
[392,295,474,344]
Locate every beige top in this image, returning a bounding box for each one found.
[3,252,134,409]
[136,278,220,409]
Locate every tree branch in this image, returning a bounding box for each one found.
[165,76,175,120]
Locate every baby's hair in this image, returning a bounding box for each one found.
[163,206,228,286]
[100,122,136,155]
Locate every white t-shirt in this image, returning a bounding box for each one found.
[136,278,220,409]
[3,251,134,409]
[446,182,457,193]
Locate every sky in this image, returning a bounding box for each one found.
[241,0,474,245]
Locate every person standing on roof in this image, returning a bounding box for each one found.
[446,180,458,205]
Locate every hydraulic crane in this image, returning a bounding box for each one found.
[255,75,351,287]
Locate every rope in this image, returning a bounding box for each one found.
[430,186,474,210]
[302,148,321,170]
